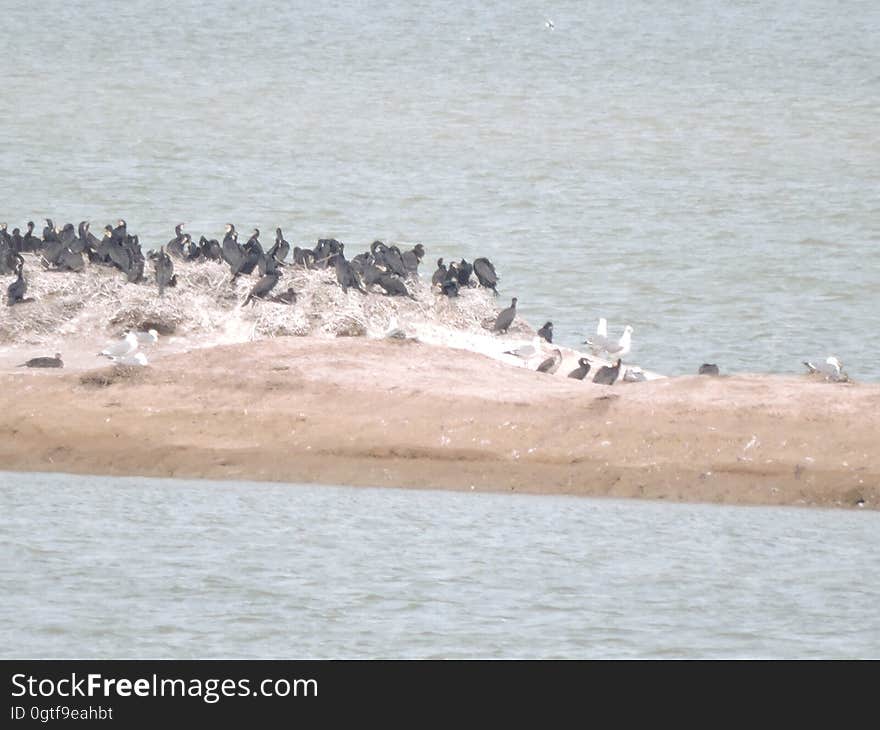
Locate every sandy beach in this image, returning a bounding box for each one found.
[0,336,876,510]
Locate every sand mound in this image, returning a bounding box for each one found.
[0,253,528,348]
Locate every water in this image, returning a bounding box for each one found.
[2,471,878,658]
[0,0,878,377]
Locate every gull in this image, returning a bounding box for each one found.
[385,316,407,340]
[603,325,633,360]
[135,329,159,346]
[803,356,848,382]
[584,317,610,355]
[545,19,555,30]
[112,352,149,367]
[99,332,139,359]
[504,336,544,362]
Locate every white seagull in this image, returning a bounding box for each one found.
[112,352,149,367]
[585,317,610,355]
[803,356,848,382]
[603,325,633,361]
[135,329,159,346]
[504,336,545,362]
[99,332,139,359]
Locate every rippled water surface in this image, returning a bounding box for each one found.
[2,472,878,658]
[1,0,878,377]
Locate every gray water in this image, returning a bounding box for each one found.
[2,471,879,658]
[1,0,878,378]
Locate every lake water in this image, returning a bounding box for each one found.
[2,471,878,658]
[1,0,878,378]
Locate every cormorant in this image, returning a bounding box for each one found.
[537,322,553,343]
[244,270,280,305]
[492,297,517,333]
[567,358,591,380]
[592,359,622,385]
[473,257,498,293]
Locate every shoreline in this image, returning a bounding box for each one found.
[0,337,877,511]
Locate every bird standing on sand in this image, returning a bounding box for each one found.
[536,348,562,374]
[602,325,633,361]
[593,359,622,385]
[492,297,518,334]
[99,332,139,359]
[19,353,63,368]
[135,329,159,346]
[112,352,149,366]
[431,258,447,287]
[568,358,591,380]
[699,363,720,376]
[585,317,609,355]
[537,321,553,343]
[803,356,848,382]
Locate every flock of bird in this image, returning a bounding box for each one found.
[4,218,850,384]
[1,219,504,309]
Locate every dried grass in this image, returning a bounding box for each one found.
[1,253,528,346]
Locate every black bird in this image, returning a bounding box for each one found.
[536,348,562,374]
[376,272,415,299]
[19,352,63,368]
[402,244,425,277]
[79,222,101,257]
[199,236,222,261]
[333,243,366,294]
[7,255,27,305]
[154,246,175,295]
[567,358,592,380]
[233,228,263,277]
[699,363,720,376]
[492,297,517,333]
[42,219,58,243]
[457,258,473,286]
[269,287,297,305]
[473,257,498,293]
[244,270,280,306]
[537,321,553,343]
[292,246,312,268]
[592,359,622,385]
[267,227,290,263]
[22,221,39,252]
[221,224,244,275]
[11,228,22,253]
[440,266,460,297]
[167,224,187,258]
[431,258,447,287]
[111,219,127,245]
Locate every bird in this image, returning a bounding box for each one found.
[384,316,407,340]
[153,246,174,296]
[99,332,139,359]
[803,356,848,382]
[698,363,720,376]
[456,258,473,286]
[603,325,633,360]
[623,366,647,382]
[536,348,562,374]
[492,297,517,334]
[135,329,159,346]
[473,257,498,294]
[269,287,297,305]
[333,243,366,294]
[6,254,27,305]
[567,358,591,380]
[112,352,149,367]
[267,227,290,263]
[431,258,447,287]
[545,19,555,30]
[375,272,415,299]
[504,337,543,362]
[537,321,553,343]
[401,244,425,277]
[244,270,281,306]
[584,317,610,355]
[19,353,63,368]
[592,359,622,385]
